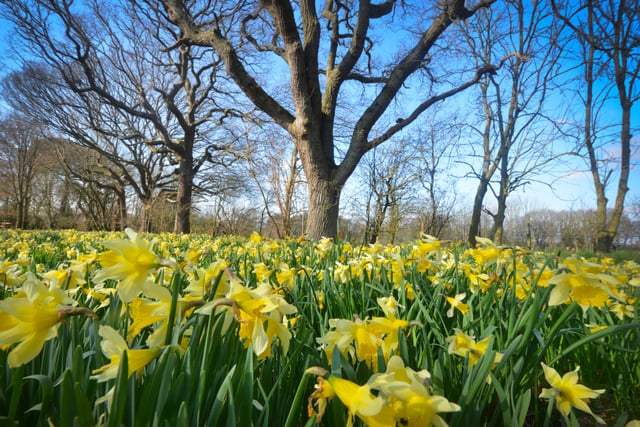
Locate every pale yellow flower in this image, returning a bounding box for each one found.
[252,262,272,284]
[609,302,635,320]
[0,260,22,287]
[377,295,402,318]
[127,283,189,348]
[585,324,608,334]
[446,293,468,317]
[369,356,460,427]
[318,314,408,369]
[275,263,298,289]
[92,325,161,382]
[446,328,502,368]
[184,259,229,298]
[93,229,162,303]
[213,282,297,359]
[539,362,605,424]
[548,258,619,310]
[0,274,93,367]
[308,374,395,427]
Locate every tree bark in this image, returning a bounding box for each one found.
[174,154,194,234]
[306,172,340,239]
[492,151,509,245]
[16,199,26,229]
[116,188,127,232]
[469,177,489,246]
[280,146,299,237]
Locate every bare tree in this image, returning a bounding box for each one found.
[55,140,130,230]
[552,0,639,252]
[243,121,304,238]
[0,114,44,228]
[462,0,565,246]
[360,143,416,244]
[2,63,181,231]
[413,119,459,238]
[157,0,499,239]
[1,0,240,233]
[28,142,77,229]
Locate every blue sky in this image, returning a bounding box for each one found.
[0,6,638,218]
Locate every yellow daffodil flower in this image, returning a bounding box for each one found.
[369,316,409,361]
[182,249,201,267]
[127,283,190,348]
[548,258,619,310]
[467,237,502,271]
[318,317,376,365]
[446,328,502,368]
[460,264,491,294]
[211,281,297,359]
[609,302,635,320]
[329,376,396,427]
[253,262,272,284]
[446,293,469,317]
[184,259,229,298]
[307,371,395,427]
[369,356,460,427]
[0,260,22,288]
[42,267,84,291]
[307,372,333,422]
[585,323,609,334]
[248,232,263,245]
[318,312,409,368]
[377,295,402,318]
[276,263,298,290]
[92,228,163,303]
[539,363,605,424]
[0,274,94,367]
[92,325,161,382]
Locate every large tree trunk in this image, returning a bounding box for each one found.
[492,153,509,245]
[174,155,194,234]
[116,189,127,231]
[306,173,340,239]
[468,178,489,247]
[280,146,299,237]
[16,199,26,229]
[595,104,631,252]
[492,205,506,245]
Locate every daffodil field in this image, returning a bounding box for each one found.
[1,229,639,426]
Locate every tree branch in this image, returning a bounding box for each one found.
[161,0,295,129]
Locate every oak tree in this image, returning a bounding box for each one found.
[159,0,498,238]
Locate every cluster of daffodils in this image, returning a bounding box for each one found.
[317,296,410,369]
[307,357,609,427]
[0,228,638,425]
[197,279,297,359]
[0,229,297,372]
[308,356,460,427]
